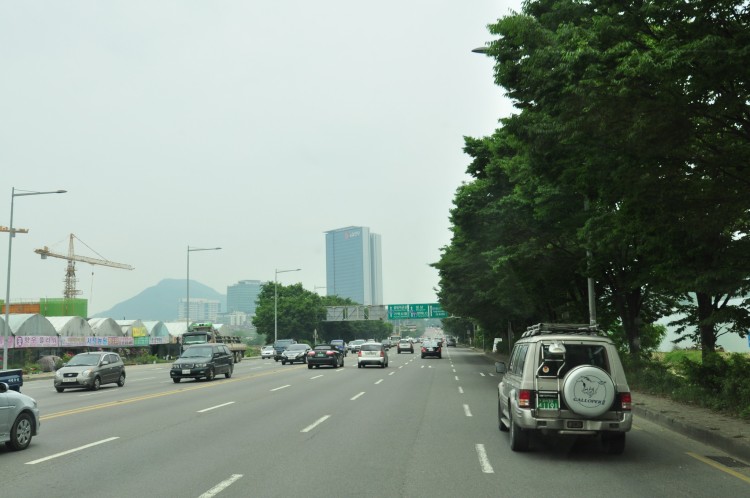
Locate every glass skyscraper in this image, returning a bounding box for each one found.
[227,280,264,316]
[325,226,383,305]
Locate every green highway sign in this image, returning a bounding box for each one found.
[387,303,449,320]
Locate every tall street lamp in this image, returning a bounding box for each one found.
[186,246,222,330]
[3,187,67,370]
[274,267,301,343]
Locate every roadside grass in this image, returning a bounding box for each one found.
[624,352,750,420]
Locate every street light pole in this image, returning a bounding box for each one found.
[186,246,222,330]
[274,267,301,343]
[3,187,67,370]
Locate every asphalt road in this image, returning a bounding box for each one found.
[3,348,749,497]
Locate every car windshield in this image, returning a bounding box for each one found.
[67,354,102,366]
[352,340,365,345]
[288,344,308,351]
[180,347,213,358]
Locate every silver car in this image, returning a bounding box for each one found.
[358,342,389,368]
[0,381,40,451]
[54,352,126,392]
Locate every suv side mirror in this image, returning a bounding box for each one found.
[495,361,507,374]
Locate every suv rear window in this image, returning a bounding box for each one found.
[541,343,609,375]
[360,344,381,352]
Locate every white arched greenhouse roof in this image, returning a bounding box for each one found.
[88,317,123,337]
[163,321,189,338]
[7,314,57,336]
[116,319,146,337]
[46,316,94,337]
[143,321,170,338]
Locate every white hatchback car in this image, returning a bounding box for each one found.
[358,342,389,368]
[261,345,274,359]
[0,382,41,451]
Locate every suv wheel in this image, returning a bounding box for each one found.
[225,366,233,379]
[509,412,529,452]
[498,399,508,432]
[281,360,287,365]
[117,373,126,387]
[206,368,215,381]
[55,386,65,393]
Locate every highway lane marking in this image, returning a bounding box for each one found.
[458,387,464,394]
[199,474,244,498]
[270,385,291,392]
[475,444,494,473]
[301,415,331,433]
[399,365,404,369]
[41,369,288,421]
[455,376,459,381]
[489,373,495,377]
[452,369,456,373]
[375,379,383,385]
[421,365,425,369]
[26,437,120,465]
[687,452,750,484]
[351,392,366,401]
[480,373,486,377]
[388,372,395,376]
[198,402,235,413]
[463,404,473,417]
[310,375,324,380]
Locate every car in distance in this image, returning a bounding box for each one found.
[349,339,366,354]
[358,342,389,368]
[0,381,40,451]
[54,352,126,392]
[281,343,312,365]
[421,340,442,359]
[307,344,344,369]
[273,338,297,361]
[170,344,234,382]
[330,339,347,356]
[397,339,414,354]
[260,345,274,359]
[495,323,632,454]
[446,336,457,347]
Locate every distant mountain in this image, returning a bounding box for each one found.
[92,278,227,322]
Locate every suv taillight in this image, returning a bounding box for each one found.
[619,392,632,411]
[358,351,362,357]
[380,350,384,357]
[518,389,533,408]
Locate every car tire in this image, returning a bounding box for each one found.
[206,368,215,381]
[91,377,101,391]
[173,378,181,383]
[498,399,508,432]
[117,373,126,387]
[562,365,616,418]
[308,364,313,369]
[421,355,425,359]
[7,412,33,451]
[381,362,385,368]
[55,386,64,393]
[341,358,344,367]
[601,432,626,455]
[509,412,529,452]
[281,360,286,365]
[225,366,233,379]
[398,350,401,354]
[358,364,362,368]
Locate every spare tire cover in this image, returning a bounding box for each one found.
[562,365,615,418]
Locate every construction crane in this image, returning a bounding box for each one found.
[34,233,134,299]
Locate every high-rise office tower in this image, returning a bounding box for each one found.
[325,226,383,305]
[227,280,264,316]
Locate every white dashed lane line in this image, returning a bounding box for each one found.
[270,385,290,392]
[199,474,244,498]
[301,415,331,433]
[458,386,464,394]
[375,379,383,385]
[475,444,494,474]
[463,404,473,417]
[198,402,235,413]
[351,392,365,401]
[26,437,120,465]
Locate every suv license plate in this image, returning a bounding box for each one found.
[537,398,559,410]
[182,369,191,374]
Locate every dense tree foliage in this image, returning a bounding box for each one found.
[435,0,750,359]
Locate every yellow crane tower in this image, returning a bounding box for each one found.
[34,233,134,299]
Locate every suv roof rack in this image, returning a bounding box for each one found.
[522,323,601,338]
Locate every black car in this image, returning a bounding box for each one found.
[421,341,442,359]
[307,344,344,369]
[170,344,234,382]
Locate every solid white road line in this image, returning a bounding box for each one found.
[463,404,473,417]
[301,415,331,433]
[270,384,291,391]
[351,392,365,401]
[198,402,235,413]
[199,474,244,498]
[26,437,120,465]
[475,444,494,474]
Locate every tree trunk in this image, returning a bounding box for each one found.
[695,291,717,361]
[613,288,643,357]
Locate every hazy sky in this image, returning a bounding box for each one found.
[1,1,521,315]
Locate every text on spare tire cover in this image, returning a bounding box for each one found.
[572,373,608,407]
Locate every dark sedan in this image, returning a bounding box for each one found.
[307,344,345,369]
[421,341,442,359]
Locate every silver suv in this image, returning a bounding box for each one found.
[495,323,632,454]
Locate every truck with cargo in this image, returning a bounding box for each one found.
[0,368,23,392]
[181,322,247,363]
